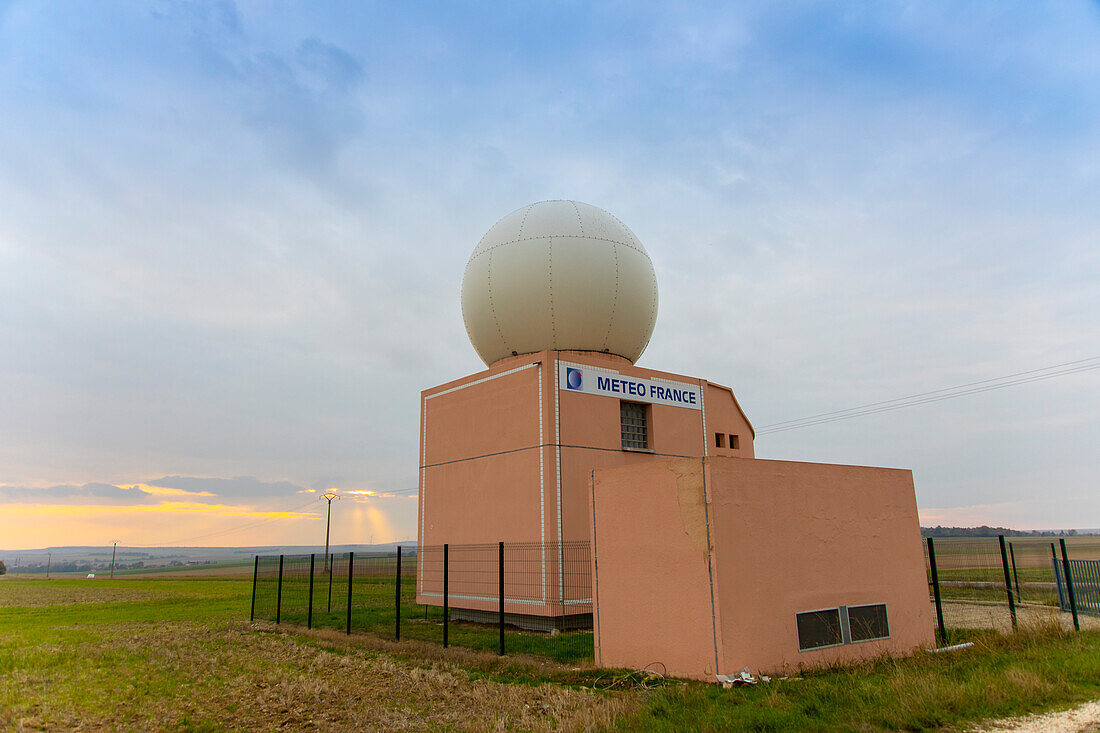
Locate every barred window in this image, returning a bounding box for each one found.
[620,402,648,450]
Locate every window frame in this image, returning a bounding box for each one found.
[846,603,891,644]
[619,400,651,451]
[795,607,844,651]
[796,603,891,652]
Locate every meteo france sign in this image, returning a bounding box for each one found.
[558,361,702,410]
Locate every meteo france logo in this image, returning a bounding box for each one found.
[566,367,583,390]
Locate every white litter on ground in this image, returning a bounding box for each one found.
[969,699,1100,733]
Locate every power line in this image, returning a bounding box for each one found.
[757,356,1100,436]
[759,362,1100,435]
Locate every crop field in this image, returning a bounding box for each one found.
[922,536,1100,607]
[2,575,1100,731]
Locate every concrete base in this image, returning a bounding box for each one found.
[451,608,593,632]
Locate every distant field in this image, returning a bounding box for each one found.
[927,536,1100,562]
[9,559,257,580]
[2,576,1099,731]
[113,560,256,578]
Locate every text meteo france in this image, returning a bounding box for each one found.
[595,376,698,405]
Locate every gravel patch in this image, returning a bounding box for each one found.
[969,699,1100,732]
[940,602,1100,633]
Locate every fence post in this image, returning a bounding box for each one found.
[328,550,334,613]
[1059,539,1080,632]
[395,546,402,642]
[250,556,258,622]
[276,555,284,625]
[927,537,947,645]
[443,544,449,649]
[998,535,1017,630]
[499,541,505,656]
[307,553,315,630]
[346,552,355,635]
[1009,542,1021,602]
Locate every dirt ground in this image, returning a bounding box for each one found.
[941,601,1099,634]
[970,699,1100,733]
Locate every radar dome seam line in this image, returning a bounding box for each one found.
[517,203,533,240]
[569,200,584,235]
[603,242,620,351]
[470,235,651,260]
[607,211,639,247]
[485,248,508,358]
[548,237,557,345]
[635,272,658,360]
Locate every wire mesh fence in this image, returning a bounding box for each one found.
[1055,559,1099,616]
[253,536,1094,655]
[250,541,593,663]
[924,535,1096,641]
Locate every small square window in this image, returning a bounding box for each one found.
[715,433,725,448]
[620,402,648,450]
[796,608,843,650]
[848,604,890,642]
[730,434,740,450]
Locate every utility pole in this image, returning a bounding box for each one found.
[46,552,52,579]
[110,541,118,579]
[320,492,340,571]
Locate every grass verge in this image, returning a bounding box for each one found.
[620,619,1100,732]
[2,577,1098,731]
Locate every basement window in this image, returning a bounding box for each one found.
[620,402,649,450]
[797,604,890,652]
[715,433,725,448]
[796,608,843,651]
[848,604,890,642]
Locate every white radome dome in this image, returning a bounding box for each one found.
[461,200,658,366]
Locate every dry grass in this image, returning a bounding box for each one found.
[0,580,168,608]
[3,618,634,732]
[4,577,1098,732]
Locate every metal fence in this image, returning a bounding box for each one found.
[1055,559,1099,617]
[250,541,593,662]
[925,535,1092,642]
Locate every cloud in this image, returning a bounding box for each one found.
[0,0,1098,545]
[0,477,303,505]
[0,483,159,505]
[146,476,308,499]
[4,501,316,519]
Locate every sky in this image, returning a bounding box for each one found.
[2,1,1098,551]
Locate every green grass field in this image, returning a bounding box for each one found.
[265,573,594,664]
[2,575,1099,731]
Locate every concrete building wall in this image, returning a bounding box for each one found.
[418,350,754,613]
[591,456,934,680]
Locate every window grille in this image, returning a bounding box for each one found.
[620,402,648,450]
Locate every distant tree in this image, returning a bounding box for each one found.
[0,560,6,575]
[921,526,1076,538]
